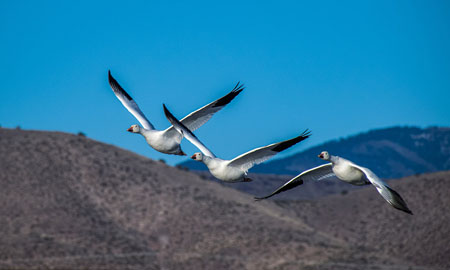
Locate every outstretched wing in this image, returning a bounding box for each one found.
[108,71,154,130]
[165,82,244,135]
[181,82,244,130]
[254,163,334,200]
[227,130,311,172]
[352,164,413,215]
[163,104,216,158]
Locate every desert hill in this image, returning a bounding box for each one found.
[276,171,450,268]
[0,128,448,269]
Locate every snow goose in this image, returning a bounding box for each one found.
[108,71,243,155]
[255,151,413,214]
[163,104,311,182]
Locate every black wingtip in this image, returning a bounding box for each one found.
[212,82,245,108]
[108,71,133,101]
[272,129,311,153]
[232,81,245,93]
[386,186,413,215]
[397,204,413,215]
[301,129,312,138]
[163,103,199,139]
[108,70,113,82]
[107,70,116,84]
[395,205,413,215]
[162,104,172,120]
[163,103,179,128]
[107,70,117,87]
[254,192,277,201]
[254,179,304,202]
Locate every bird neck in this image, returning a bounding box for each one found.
[329,155,340,164]
[202,155,212,164]
[202,155,219,169]
[140,128,152,137]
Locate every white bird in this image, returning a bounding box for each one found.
[108,71,243,155]
[163,104,311,182]
[255,151,413,215]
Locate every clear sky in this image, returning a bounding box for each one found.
[1,1,449,165]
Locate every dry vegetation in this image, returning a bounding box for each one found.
[0,128,448,269]
[276,172,450,268]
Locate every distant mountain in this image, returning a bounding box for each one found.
[1,128,448,269]
[179,126,450,179]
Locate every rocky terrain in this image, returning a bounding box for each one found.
[0,128,448,269]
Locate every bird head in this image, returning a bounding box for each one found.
[127,124,140,133]
[191,152,203,161]
[318,151,330,160]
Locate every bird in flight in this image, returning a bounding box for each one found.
[108,70,243,155]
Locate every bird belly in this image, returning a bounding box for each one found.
[145,134,180,154]
[333,165,366,185]
[210,165,245,182]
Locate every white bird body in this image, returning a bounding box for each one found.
[331,157,367,185]
[202,156,247,182]
[163,104,311,182]
[140,129,182,155]
[108,71,243,156]
[256,151,412,215]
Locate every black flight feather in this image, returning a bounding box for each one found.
[272,130,311,153]
[254,179,304,201]
[212,82,244,108]
[108,70,133,101]
[163,104,198,139]
[386,186,413,215]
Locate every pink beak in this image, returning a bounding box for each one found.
[318,154,323,158]
[127,127,133,132]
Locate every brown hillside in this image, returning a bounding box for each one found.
[0,128,446,269]
[277,172,450,268]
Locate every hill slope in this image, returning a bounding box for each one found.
[0,128,448,269]
[276,171,450,268]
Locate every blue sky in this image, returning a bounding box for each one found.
[1,1,449,165]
